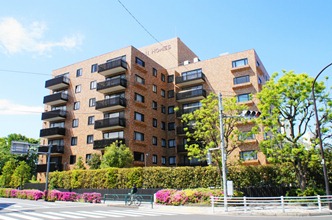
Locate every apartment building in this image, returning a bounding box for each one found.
[38,37,269,180]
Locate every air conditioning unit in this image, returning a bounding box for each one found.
[193,57,200,63]
[184,60,190,65]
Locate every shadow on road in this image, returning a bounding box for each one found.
[0,203,15,211]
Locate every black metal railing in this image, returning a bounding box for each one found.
[176,106,201,117]
[176,126,195,135]
[94,117,126,130]
[97,78,127,91]
[175,72,206,84]
[43,93,68,104]
[95,97,126,110]
[41,110,67,120]
[40,127,66,137]
[45,75,70,89]
[93,138,125,150]
[176,89,206,101]
[98,59,127,73]
[36,163,63,172]
[38,145,64,154]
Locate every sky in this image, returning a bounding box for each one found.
[0,0,332,139]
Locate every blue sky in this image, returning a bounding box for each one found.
[0,0,332,139]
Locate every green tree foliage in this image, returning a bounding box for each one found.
[74,156,86,170]
[0,159,16,187]
[87,153,101,169]
[100,141,133,168]
[10,161,31,188]
[257,70,331,191]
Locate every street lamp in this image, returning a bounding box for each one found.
[311,62,332,209]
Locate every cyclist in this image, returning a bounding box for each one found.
[129,184,138,204]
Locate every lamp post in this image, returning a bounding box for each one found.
[311,62,332,209]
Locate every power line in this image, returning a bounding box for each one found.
[0,69,50,76]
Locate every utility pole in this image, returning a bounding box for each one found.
[44,144,52,201]
[218,93,228,212]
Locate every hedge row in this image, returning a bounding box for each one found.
[49,165,285,190]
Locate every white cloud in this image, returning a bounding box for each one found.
[0,17,83,55]
[0,99,43,115]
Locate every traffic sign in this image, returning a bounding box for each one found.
[10,141,30,154]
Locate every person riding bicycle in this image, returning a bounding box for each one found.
[129,184,138,203]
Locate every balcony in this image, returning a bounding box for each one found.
[40,127,66,138]
[176,106,201,118]
[177,144,187,153]
[232,82,253,90]
[175,72,206,87]
[36,163,63,172]
[231,64,251,73]
[45,75,70,91]
[93,138,125,150]
[97,78,127,94]
[95,97,126,112]
[38,145,64,154]
[176,126,195,136]
[98,59,127,77]
[41,110,66,122]
[43,93,68,106]
[94,117,126,131]
[176,89,206,103]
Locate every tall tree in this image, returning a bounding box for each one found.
[100,141,133,168]
[257,70,331,191]
[10,161,31,188]
[0,159,16,187]
[74,156,86,170]
[87,153,101,169]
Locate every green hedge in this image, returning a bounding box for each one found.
[49,165,284,190]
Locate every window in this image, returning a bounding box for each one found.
[161,139,166,148]
[152,84,157,93]
[135,74,145,85]
[169,156,176,165]
[72,119,79,128]
[74,102,80,110]
[238,132,255,141]
[86,154,91,163]
[168,139,175,148]
[153,118,157,127]
[134,112,144,122]
[161,121,166,130]
[167,75,174,83]
[89,98,96,107]
[88,116,95,125]
[240,150,257,161]
[134,152,144,161]
[232,58,248,68]
[152,68,157,77]
[168,106,174,114]
[162,156,166,165]
[168,90,174,98]
[91,64,98,73]
[75,85,81,93]
[135,93,145,103]
[161,89,165,97]
[135,57,145,67]
[161,105,166,114]
[134,131,144,141]
[161,74,165,82]
[152,136,157,145]
[70,155,76,164]
[152,101,157,110]
[103,131,124,139]
[87,135,93,144]
[71,137,78,146]
[76,68,82,77]
[233,75,250,85]
[152,155,157,164]
[90,81,97,90]
[181,69,202,80]
[168,122,175,131]
[237,93,251,102]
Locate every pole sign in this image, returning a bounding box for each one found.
[10,141,30,154]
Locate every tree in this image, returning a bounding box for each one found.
[74,156,86,170]
[256,70,331,191]
[87,153,101,169]
[0,159,16,187]
[180,93,257,165]
[10,161,31,188]
[100,141,133,168]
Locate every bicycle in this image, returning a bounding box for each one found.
[127,193,142,206]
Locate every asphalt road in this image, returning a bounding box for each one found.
[0,198,331,220]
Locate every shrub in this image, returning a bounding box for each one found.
[81,192,101,203]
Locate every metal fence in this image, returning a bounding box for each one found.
[211,195,332,213]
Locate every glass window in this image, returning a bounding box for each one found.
[90,81,97,90]
[71,137,78,146]
[161,121,166,130]
[135,57,145,67]
[161,105,166,114]
[88,116,95,125]
[152,136,157,145]
[70,155,76,164]
[72,119,79,128]
[168,90,174,98]
[153,118,157,127]
[168,106,174,114]
[161,139,166,148]
[152,68,157,77]
[237,93,251,102]
[74,102,80,110]
[168,122,175,131]
[134,112,144,122]
[234,75,250,85]
[75,85,81,93]
[238,132,255,141]
[232,58,248,68]
[152,155,157,164]
[76,68,82,77]
[168,139,175,148]
[169,156,176,165]
[161,89,165,97]
[162,156,166,165]
[240,150,257,161]
[152,101,157,110]
[91,64,98,73]
[87,135,93,144]
[161,74,165,82]
[86,154,91,163]
[153,84,157,93]
[134,131,144,141]
[89,98,96,107]
[181,69,202,80]
[167,75,174,83]
[135,93,145,103]
[135,74,145,85]
[134,152,144,161]
[103,131,124,139]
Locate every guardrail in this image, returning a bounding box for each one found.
[211,195,332,213]
[103,193,154,208]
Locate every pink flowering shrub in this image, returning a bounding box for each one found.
[48,190,79,202]
[82,193,102,203]
[155,189,177,204]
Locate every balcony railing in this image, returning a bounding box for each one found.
[177,142,202,153]
[36,163,63,172]
[40,127,66,138]
[176,126,195,136]
[38,145,64,154]
[175,72,206,87]
[98,59,127,77]
[94,117,126,131]
[176,89,206,102]
[176,106,201,118]
[45,75,70,91]
[95,97,126,112]
[93,138,125,150]
[96,78,127,94]
[43,92,68,106]
[41,110,67,122]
